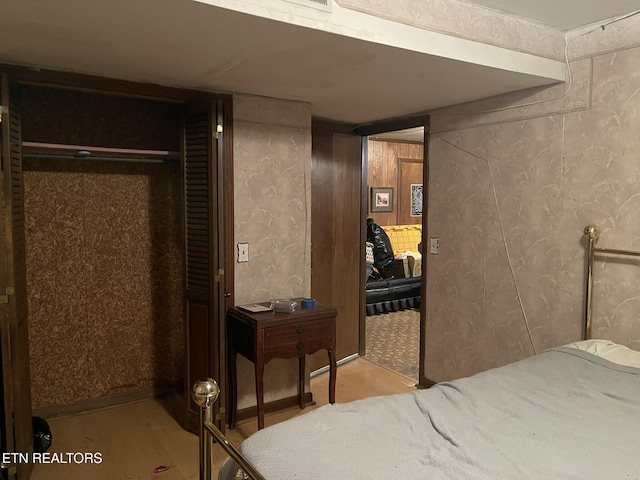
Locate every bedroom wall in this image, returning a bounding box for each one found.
[233,94,312,409]
[425,13,640,382]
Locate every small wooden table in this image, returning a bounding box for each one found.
[227,300,337,429]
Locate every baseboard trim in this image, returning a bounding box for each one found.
[417,377,437,389]
[234,392,314,423]
[33,381,183,419]
[310,353,360,378]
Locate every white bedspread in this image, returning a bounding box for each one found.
[220,346,640,480]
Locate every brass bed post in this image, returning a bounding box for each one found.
[192,379,266,480]
[192,379,218,480]
[583,225,600,341]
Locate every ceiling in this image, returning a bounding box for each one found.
[464,0,640,31]
[0,0,638,129]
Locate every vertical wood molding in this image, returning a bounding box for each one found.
[1,75,34,479]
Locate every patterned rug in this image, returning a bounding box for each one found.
[364,309,419,381]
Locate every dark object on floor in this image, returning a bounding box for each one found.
[32,416,52,454]
[365,277,421,315]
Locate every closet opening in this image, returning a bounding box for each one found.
[20,85,186,419]
[1,68,232,477]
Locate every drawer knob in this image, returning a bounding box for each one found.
[296,342,304,351]
[296,327,304,334]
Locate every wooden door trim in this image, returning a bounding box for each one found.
[218,98,234,428]
[419,124,431,388]
[355,116,431,388]
[1,73,34,480]
[0,72,17,480]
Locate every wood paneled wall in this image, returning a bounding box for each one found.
[21,86,181,150]
[367,139,423,226]
[311,123,362,364]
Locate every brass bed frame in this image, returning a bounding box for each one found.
[583,224,640,340]
[189,224,638,480]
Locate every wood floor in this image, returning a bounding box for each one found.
[30,358,416,480]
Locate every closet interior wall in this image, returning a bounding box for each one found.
[21,86,185,411]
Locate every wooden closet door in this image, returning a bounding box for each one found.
[0,77,33,479]
[183,100,228,433]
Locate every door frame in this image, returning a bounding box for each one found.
[353,114,431,388]
[1,71,33,480]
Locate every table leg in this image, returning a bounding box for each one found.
[328,348,336,404]
[298,356,305,409]
[255,361,265,429]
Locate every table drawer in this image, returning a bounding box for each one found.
[264,318,333,359]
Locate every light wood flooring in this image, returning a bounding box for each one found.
[30,358,416,480]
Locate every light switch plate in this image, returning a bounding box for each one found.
[237,243,249,262]
[429,237,439,255]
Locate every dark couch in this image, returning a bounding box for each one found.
[365,276,421,315]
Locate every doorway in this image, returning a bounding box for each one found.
[362,126,425,382]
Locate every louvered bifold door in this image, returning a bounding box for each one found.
[183,101,222,434]
[0,77,33,479]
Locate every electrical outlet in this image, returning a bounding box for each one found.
[237,243,249,262]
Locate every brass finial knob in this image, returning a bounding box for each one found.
[191,378,220,408]
[583,225,601,240]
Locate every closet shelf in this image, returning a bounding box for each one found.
[21,142,181,163]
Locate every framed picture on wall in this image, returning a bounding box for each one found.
[371,187,394,212]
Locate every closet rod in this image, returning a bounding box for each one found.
[21,141,180,163]
[22,153,171,164]
[22,141,179,156]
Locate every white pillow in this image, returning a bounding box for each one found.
[563,339,640,368]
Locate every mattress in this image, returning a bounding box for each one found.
[219,342,640,480]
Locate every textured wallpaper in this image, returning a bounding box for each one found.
[427,14,640,382]
[24,159,184,409]
[232,94,312,409]
[337,0,565,60]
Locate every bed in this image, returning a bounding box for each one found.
[217,225,640,479]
